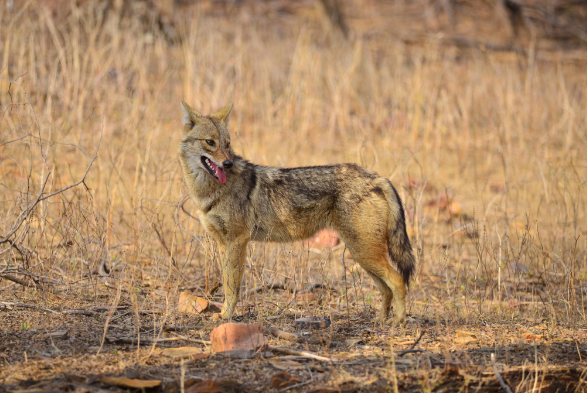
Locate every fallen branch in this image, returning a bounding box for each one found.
[1,302,60,314]
[269,346,336,362]
[304,283,336,293]
[265,327,302,343]
[93,306,128,312]
[396,348,427,357]
[283,365,314,391]
[491,353,514,393]
[398,330,426,357]
[245,282,286,296]
[140,324,202,333]
[167,333,211,346]
[63,309,100,316]
[0,273,36,288]
[106,336,184,345]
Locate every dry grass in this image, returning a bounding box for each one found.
[1,1,586,392]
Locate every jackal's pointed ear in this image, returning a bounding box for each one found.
[210,103,233,127]
[181,100,203,128]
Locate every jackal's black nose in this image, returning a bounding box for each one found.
[223,160,233,169]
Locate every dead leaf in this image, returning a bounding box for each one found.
[161,347,210,359]
[100,376,161,388]
[270,372,301,388]
[345,338,365,346]
[394,340,415,346]
[360,346,384,357]
[149,290,167,300]
[332,351,362,360]
[455,336,477,345]
[185,379,223,393]
[456,330,477,337]
[178,292,209,314]
[523,333,543,340]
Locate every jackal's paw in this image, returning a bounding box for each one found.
[386,314,406,326]
[212,313,223,322]
[371,316,387,327]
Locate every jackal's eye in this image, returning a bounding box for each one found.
[226,141,230,150]
[206,139,216,147]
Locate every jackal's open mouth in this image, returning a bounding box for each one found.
[201,156,227,184]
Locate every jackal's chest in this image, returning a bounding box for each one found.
[198,210,229,240]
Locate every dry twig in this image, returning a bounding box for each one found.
[269,346,336,362]
[491,353,514,393]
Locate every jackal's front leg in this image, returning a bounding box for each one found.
[219,237,248,320]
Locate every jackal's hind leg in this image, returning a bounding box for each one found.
[366,271,393,326]
[382,267,407,325]
[345,244,407,326]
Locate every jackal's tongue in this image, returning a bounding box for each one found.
[209,160,227,184]
[216,166,226,184]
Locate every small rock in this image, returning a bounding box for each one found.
[293,316,331,330]
[210,323,268,353]
[345,338,365,346]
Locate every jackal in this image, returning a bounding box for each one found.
[179,102,416,324]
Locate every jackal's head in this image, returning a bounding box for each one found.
[179,101,234,185]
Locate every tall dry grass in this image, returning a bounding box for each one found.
[1,1,586,326]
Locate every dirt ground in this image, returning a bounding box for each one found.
[1,249,587,392]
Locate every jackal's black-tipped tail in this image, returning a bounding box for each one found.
[385,181,416,286]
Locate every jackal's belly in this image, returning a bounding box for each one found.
[247,203,332,243]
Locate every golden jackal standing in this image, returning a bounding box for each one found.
[179,102,415,325]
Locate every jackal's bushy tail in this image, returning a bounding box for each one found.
[385,181,416,285]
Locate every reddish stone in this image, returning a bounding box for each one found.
[306,229,339,248]
[210,323,268,353]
